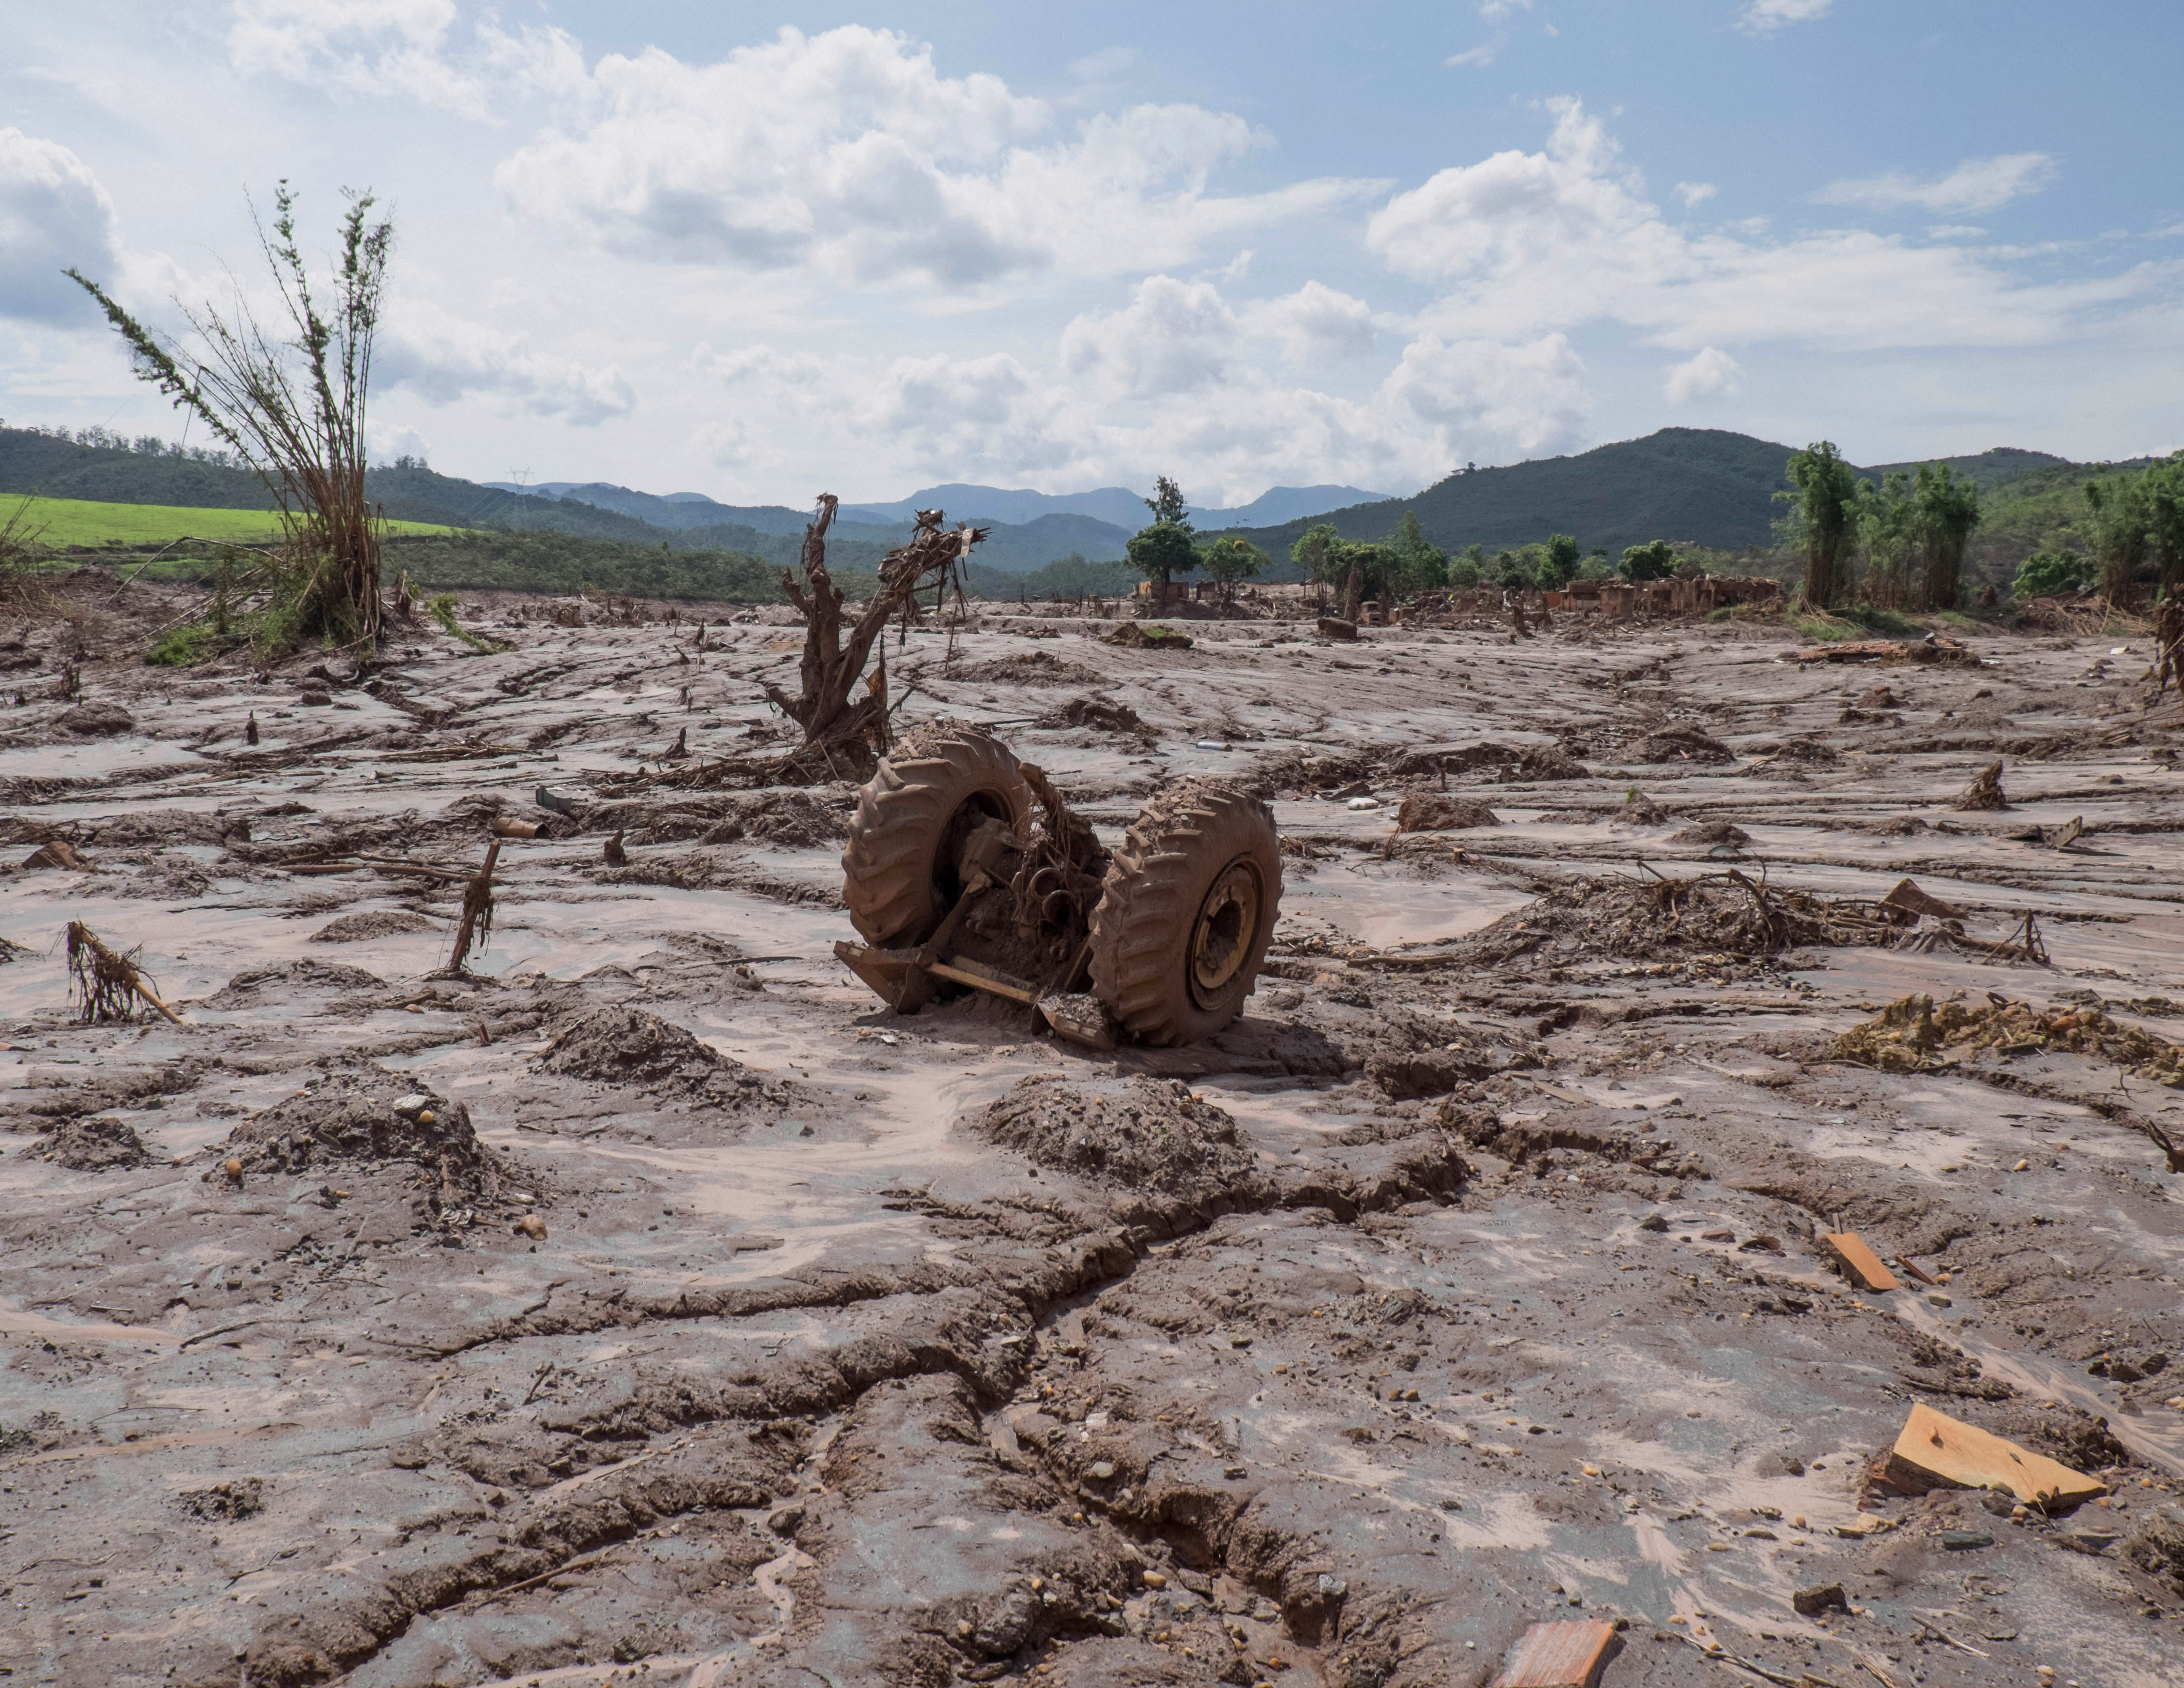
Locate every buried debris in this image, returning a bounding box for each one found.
[21,837,93,870]
[1880,1401,2104,1511]
[1795,635,1974,666]
[444,839,501,973]
[65,921,184,1024]
[1819,1231,1901,1293]
[1490,1618,1624,1688]
[27,1114,157,1171]
[1836,991,2183,1086]
[1101,622,1193,650]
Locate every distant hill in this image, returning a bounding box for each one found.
[837,480,1391,532]
[1193,485,1398,527]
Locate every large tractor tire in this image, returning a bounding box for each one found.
[842,721,1033,947]
[1089,779,1283,1047]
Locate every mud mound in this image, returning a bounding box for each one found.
[1771,736,1841,764]
[954,651,1100,686]
[1636,726,1735,764]
[26,1116,156,1171]
[311,910,437,943]
[57,702,133,736]
[1451,873,1838,965]
[202,960,385,1008]
[1505,744,1590,781]
[1101,623,1193,650]
[1367,1028,1542,1098]
[1394,795,1498,832]
[599,849,736,890]
[220,1065,497,1193]
[697,789,846,848]
[1040,696,1148,736]
[976,1075,1256,1199]
[541,1005,723,1087]
[1670,820,1751,848]
[1609,793,1675,826]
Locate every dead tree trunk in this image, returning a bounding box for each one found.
[765,497,988,760]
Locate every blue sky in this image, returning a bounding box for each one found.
[3,1,2179,505]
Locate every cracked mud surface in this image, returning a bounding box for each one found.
[3,577,2183,1687]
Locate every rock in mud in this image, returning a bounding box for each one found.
[976,1075,1256,1201]
[1636,725,1735,764]
[1041,695,1148,736]
[26,1114,156,1171]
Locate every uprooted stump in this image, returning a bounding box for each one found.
[1957,759,2009,810]
[65,921,183,1024]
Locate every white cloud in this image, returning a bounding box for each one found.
[1674,181,1717,207]
[1817,153,2057,215]
[1382,333,1591,458]
[1664,346,1740,403]
[1367,101,2145,354]
[1926,224,1987,240]
[0,128,122,323]
[1477,1,1534,17]
[494,26,1374,290]
[1739,0,1832,35]
[227,0,486,114]
[1060,276,1244,400]
[376,300,635,425]
[1245,281,1379,367]
[1447,44,1499,69]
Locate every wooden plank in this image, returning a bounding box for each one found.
[1493,1619,1623,1688]
[1820,1231,1901,1292]
[1884,1401,2105,1509]
[928,959,1038,1005]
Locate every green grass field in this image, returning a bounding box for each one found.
[5,494,455,548]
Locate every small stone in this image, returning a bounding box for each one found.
[1316,1574,1347,1601]
[222,1157,244,1183]
[393,1094,430,1118]
[1791,1584,1848,1617]
[516,1214,547,1241]
[767,1504,805,1535]
[1140,1570,1167,1590]
[1087,1460,1116,1481]
[1928,1293,1953,1307]
[1938,1529,1993,1550]
[1638,1212,1670,1232]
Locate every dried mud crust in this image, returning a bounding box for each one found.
[841,718,1033,946]
[976,1075,1257,1200]
[1089,777,1283,1046]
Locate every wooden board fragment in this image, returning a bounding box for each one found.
[1880,878,1966,922]
[1884,1401,2105,1509]
[1493,1619,1623,1688]
[1820,1231,1901,1292]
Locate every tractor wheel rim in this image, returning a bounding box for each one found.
[1190,860,1261,1003]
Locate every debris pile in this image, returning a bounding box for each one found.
[1450,870,1854,965]
[1101,623,1193,651]
[1837,992,2184,1087]
[1394,794,1499,833]
[1040,696,1149,736]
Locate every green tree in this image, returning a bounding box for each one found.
[1911,462,1980,610]
[1782,441,1860,608]
[1125,519,1199,593]
[1199,534,1268,604]
[1619,539,1675,581]
[1856,470,1917,609]
[1446,543,1484,587]
[1291,522,1341,589]
[1494,549,1531,589]
[2140,451,2184,596]
[1387,510,1447,591]
[2084,470,2151,604]
[1578,547,1613,581]
[1144,474,1190,528]
[2012,549,2094,598]
[1536,532,1581,590]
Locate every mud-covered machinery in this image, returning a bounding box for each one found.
[833,720,1283,1048]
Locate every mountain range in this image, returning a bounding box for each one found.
[0,423,2123,581]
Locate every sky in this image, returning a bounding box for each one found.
[3,1,2181,507]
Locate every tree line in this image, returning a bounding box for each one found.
[1783,440,2184,610]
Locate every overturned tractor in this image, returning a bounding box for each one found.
[834,720,1282,1048]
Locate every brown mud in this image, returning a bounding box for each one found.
[1,571,2180,1687]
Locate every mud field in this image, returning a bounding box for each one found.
[3,575,2182,1688]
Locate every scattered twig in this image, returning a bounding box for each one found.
[65,921,184,1024]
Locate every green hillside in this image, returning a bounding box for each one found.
[11,495,451,549]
